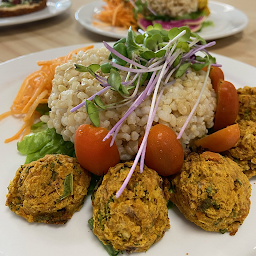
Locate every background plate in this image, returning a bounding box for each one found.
[75,1,248,40]
[0,0,71,27]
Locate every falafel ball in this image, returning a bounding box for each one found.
[224,120,256,179]
[169,152,251,235]
[92,162,170,253]
[6,154,91,224]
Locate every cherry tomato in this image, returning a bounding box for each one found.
[203,66,224,92]
[195,124,240,152]
[74,124,120,176]
[140,124,184,176]
[214,80,239,131]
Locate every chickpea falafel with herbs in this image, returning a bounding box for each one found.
[169,151,251,235]
[6,154,91,224]
[92,162,170,253]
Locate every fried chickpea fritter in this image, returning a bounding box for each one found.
[223,86,256,178]
[224,120,256,179]
[170,152,251,236]
[92,162,170,253]
[236,86,256,122]
[6,154,91,224]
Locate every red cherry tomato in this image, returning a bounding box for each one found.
[140,124,184,176]
[74,124,120,176]
[195,124,240,152]
[203,66,224,92]
[214,80,239,131]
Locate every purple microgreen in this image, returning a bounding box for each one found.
[110,62,164,73]
[103,41,145,69]
[116,56,168,198]
[177,63,211,140]
[70,86,110,113]
[139,86,164,173]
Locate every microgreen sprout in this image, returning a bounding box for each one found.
[71,24,221,198]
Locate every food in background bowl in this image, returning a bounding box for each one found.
[94,0,212,32]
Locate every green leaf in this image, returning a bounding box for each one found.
[191,32,206,45]
[178,26,191,42]
[155,49,166,58]
[176,41,190,52]
[135,34,145,44]
[168,27,180,40]
[30,121,48,133]
[94,95,106,109]
[17,128,76,164]
[86,100,100,127]
[74,63,88,72]
[140,50,155,60]
[119,84,130,95]
[113,37,126,46]
[60,173,73,200]
[89,64,101,73]
[74,64,100,77]
[144,37,157,51]
[108,69,122,92]
[134,72,148,86]
[35,104,50,115]
[111,43,128,66]
[100,62,112,73]
[126,27,141,59]
[153,23,163,30]
[175,62,191,78]
[173,54,181,67]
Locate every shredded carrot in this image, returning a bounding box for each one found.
[94,0,141,30]
[0,45,94,143]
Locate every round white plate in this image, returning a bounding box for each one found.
[0,0,71,27]
[75,0,248,40]
[0,43,256,256]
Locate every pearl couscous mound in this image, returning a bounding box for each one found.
[43,47,216,161]
[146,0,198,18]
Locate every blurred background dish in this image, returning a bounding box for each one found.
[0,0,71,27]
[75,0,248,40]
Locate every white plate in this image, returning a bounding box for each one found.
[0,0,71,27]
[0,43,256,256]
[75,0,248,40]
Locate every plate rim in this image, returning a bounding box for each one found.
[0,0,72,27]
